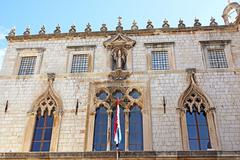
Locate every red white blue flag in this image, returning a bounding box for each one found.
[114,98,122,146]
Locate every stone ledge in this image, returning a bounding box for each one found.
[0,151,240,159]
[6,25,237,42]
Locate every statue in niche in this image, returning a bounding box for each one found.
[112,49,126,70]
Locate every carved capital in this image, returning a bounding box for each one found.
[107,109,113,116]
[205,107,216,113]
[47,73,56,83]
[108,69,131,80]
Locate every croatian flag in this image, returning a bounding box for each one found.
[114,98,122,147]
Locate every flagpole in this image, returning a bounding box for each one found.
[116,145,119,160]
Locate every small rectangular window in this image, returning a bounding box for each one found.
[18,56,37,75]
[207,49,228,68]
[151,51,169,70]
[71,54,89,73]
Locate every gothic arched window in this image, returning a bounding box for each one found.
[129,105,143,151]
[186,103,211,150]
[22,75,63,152]
[87,86,152,152]
[31,108,54,152]
[178,73,219,151]
[93,106,108,151]
[111,106,125,150]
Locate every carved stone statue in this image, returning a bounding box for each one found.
[112,49,126,70]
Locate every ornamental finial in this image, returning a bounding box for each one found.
[23,26,30,36]
[69,24,77,33]
[210,17,218,26]
[194,18,202,27]
[131,20,138,31]
[162,19,170,28]
[85,23,92,33]
[178,19,185,28]
[146,19,154,29]
[100,24,108,32]
[39,25,46,35]
[54,24,61,34]
[116,17,123,32]
[8,27,16,36]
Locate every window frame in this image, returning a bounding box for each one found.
[178,73,220,151]
[71,54,90,73]
[14,48,44,76]
[151,50,170,70]
[145,42,175,71]
[86,84,153,152]
[18,56,37,75]
[201,40,233,69]
[66,46,95,73]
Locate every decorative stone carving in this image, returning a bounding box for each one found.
[210,17,218,26]
[85,23,92,33]
[104,33,136,71]
[108,69,131,80]
[178,19,186,28]
[23,26,30,36]
[131,20,138,31]
[54,24,61,34]
[69,24,76,33]
[194,18,202,27]
[47,73,56,83]
[162,19,170,28]
[146,20,154,29]
[8,27,16,36]
[116,17,123,32]
[31,73,63,115]
[103,33,136,50]
[104,33,135,80]
[39,25,46,35]
[100,24,108,32]
[222,2,240,25]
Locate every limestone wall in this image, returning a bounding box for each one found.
[0,29,240,152]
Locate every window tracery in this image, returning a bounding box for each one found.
[92,87,143,151]
[178,71,220,151]
[22,73,63,152]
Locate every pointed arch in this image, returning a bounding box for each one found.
[178,73,214,113]
[22,73,63,152]
[31,83,63,115]
[178,72,220,151]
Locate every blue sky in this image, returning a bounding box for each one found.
[0,0,234,68]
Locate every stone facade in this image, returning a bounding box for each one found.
[0,3,240,159]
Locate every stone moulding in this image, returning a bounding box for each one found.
[108,69,131,80]
[6,25,238,42]
[0,151,240,159]
[103,33,136,50]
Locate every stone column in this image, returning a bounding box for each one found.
[22,112,36,152]
[50,111,61,152]
[86,111,96,151]
[124,108,130,151]
[107,109,112,151]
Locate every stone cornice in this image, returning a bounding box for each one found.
[6,25,238,42]
[0,151,239,159]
